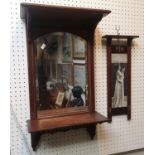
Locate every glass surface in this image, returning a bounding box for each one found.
[111,52,128,108]
[34,32,88,111]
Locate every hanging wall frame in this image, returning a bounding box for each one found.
[20,3,111,151]
[103,35,139,122]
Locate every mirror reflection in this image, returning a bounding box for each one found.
[34,32,88,111]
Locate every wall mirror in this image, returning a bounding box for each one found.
[34,32,88,118]
[21,3,111,150]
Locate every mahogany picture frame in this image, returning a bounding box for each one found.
[103,35,139,122]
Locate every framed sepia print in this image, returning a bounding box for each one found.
[111,53,128,109]
[62,33,73,62]
[73,35,87,59]
[108,44,131,121]
[103,35,139,121]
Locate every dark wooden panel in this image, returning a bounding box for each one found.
[102,35,139,39]
[20,3,111,20]
[27,112,109,133]
[111,45,127,53]
[127,39,132,120]
[112,107,128,115]
[20,3,111,32]
[107,38,112,122]
[27,40,37,119]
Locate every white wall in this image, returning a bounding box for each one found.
[10,0,144,154]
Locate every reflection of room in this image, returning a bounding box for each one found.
[34,32,87,110]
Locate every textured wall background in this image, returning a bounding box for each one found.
[10,0,144,155]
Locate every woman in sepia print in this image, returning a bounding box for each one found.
[112,64,126,108]
[112,53,128,108]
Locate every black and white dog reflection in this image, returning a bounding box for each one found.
[70,86,84,107]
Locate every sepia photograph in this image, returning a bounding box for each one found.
[111,53,128,108]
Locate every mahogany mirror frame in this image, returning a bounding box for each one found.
[20,3,111,151]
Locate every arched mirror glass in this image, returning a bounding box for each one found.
[34,32,88,118]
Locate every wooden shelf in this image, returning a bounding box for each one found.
[27,112,109,133]
[20,3,111,22]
